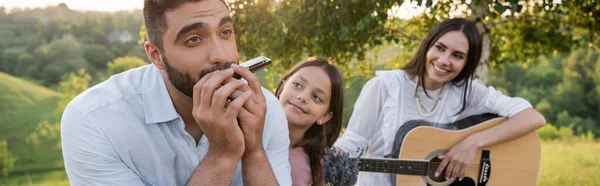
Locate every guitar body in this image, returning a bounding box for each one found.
[396,117,541,186]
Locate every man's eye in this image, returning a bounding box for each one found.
[186,37,202,44]
[221,30,233,36]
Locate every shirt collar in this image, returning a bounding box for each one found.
[141,65,180,124]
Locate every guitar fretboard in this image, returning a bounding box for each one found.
[359,158,429,176]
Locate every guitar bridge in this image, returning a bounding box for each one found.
[478,150,491,186]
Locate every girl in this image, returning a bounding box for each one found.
[334,18,546,185]
[275,57,344,186]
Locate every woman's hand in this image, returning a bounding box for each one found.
[435,136,481,182]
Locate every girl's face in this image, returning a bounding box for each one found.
[425,31,469,88]
[278,66,333,129]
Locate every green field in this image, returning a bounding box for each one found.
[0,72,63,180]
[539,141,600,186]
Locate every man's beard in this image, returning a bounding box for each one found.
[163,56,236,98]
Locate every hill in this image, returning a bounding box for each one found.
[0,72,63,175]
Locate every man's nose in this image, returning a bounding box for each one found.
[208,37,228,64]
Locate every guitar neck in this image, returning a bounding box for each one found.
[359,158,429,176]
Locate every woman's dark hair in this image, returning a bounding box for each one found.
[275,57,344,185]
[402,18,482,115]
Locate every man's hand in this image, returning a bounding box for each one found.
[192,68,252,159]
[230,64,267,156]
[230,64,281,186]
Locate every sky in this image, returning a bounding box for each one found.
[0,0,423,19]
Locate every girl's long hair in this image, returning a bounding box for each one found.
[275,57,344,185]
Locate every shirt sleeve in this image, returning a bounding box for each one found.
[262,88,293,186]
[61,107,147,186]
[466,80,533,118]
[334,76,388,157]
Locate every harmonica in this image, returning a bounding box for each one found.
[233,56,272,79]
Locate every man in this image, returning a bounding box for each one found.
[60,0,291,185]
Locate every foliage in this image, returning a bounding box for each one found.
[107,56,148,76]
[490,48,600,137]
[83,44,116,70]
[537,124,595,143]
[34,34,90,85]
[0,72,62,177]
[0,4,143,86]
[28,69,92,150]
[232,0,599,84]
[0,140,17,177]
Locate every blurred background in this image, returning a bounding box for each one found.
[0,0,598,185]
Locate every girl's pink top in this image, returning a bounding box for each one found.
[289,146,313,186]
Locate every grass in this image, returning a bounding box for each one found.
[0,169,69,186]
[1,140,597,185]
[0,72,63,175]
[539,140,600,186]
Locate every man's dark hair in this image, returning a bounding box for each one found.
[143,0,229,51]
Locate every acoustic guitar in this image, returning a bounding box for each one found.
[358,117,541,186]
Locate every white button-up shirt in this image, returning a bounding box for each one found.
[61,64,292,186]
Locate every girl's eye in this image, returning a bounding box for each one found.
[292,82,301,88]
[314,95,322,102]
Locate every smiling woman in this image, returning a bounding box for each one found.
[334,18,547,186]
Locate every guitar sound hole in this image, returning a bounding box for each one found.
[427,157,475,186]
[449,177,475,186]
[427,156,447,183]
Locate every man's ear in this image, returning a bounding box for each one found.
[316,112,333,126]
[144,41,165,70]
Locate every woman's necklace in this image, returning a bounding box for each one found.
[415,85,446,117]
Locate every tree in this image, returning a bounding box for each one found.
[0,49,21,74]
[488,48,600,137]
[34,34,91,85]
[83,44,116,69]
[231,0,599,84]
[15,52,39,77]
[388,0,599,83]
[551,48,600,135]
[0,140,17,177]
[231,0,397,90]
[126,45,149,62]
[25,35,48,53]
[107,56,147,76]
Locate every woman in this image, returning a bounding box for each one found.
[333,18,546,185]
